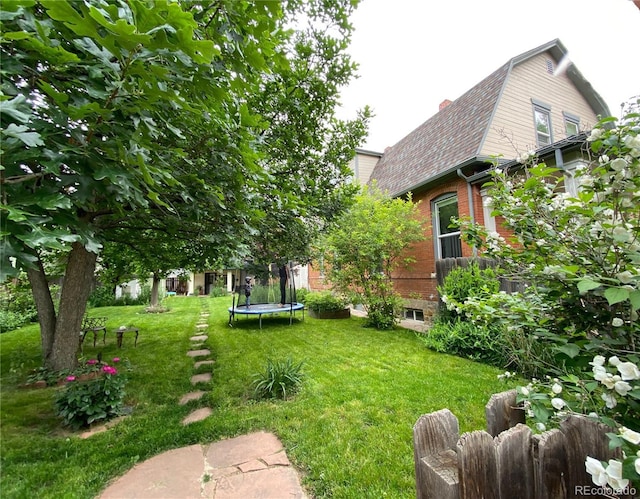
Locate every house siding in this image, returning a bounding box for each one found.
[482,53,600,157]
[351,151,382,184]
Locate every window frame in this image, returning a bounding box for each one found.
[563,111,580,137]
[532,99,553,147]
[432,194,462,260]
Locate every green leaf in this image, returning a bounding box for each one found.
[2,123,44,147]
[555,343,580,359]
[0,94,32,123]
[577,279,600,294]
[604,287,630,306]
[629,290,640,311]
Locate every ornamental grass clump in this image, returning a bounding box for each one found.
[252,357,305,400]
[54,357,127,429]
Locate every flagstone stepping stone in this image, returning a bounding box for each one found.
[200,313,209,317]
[194,360,215,368]
[196,324,208,329]
[191,373,212,385]
[182,407,213,425]
[179,391,206,405]
[187,349,210,358]
[190,335,208,342]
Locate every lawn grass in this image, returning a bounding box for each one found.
[0,296,517,498]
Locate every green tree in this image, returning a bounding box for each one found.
[1,0,367,370]
[324,186,426,329]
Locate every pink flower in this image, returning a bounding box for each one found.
[112,357,120,363]
[86,359,98,365]
[102,366,117,375]
[66,376,76,382]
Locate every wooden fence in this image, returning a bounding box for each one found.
[435,257,527,294]
[413,390,633,499]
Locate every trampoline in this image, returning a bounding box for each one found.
[228,302,305,329]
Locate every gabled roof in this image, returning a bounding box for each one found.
[370,39,610,197]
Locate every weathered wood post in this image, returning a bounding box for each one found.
[457,430,498,498]
[485,389,525,437]
[495,424,534,499]
[413,409,460,499]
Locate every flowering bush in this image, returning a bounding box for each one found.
[54,357,128,429]
[509,354,639,491]
[455,109,640,488]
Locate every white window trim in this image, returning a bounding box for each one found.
[480,188,497,233]
[563,111,580,137]
[532,99,553,147]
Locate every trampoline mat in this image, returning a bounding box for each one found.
[229,303,304,315]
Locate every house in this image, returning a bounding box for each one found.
[310,39,611,321]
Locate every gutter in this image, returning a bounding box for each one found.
[395,156,495,198]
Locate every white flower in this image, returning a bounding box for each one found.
[610,158,627,172]
[611,317,624,327]
[585,457,608,486]
[605,459,629,490]
[590,355,606,367]
[588,128,604,141]
[599,154,610,164]
[520,386,530,396]
[551,383,562,394]
[617,362,640,381]
[608,356,621,367]
[602,392,617,409]
[600,373,617,390]
[635,457,640,476]
[620,427,640,445]
[536,422,546,431]
[551,398,565,410]
[614,380,632,396]
[616,270,634,284]
[592,365,608,381]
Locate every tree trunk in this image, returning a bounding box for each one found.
[150,272,160,307]
[29,242,98,372]
[27,256,56,364]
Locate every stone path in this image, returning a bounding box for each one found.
[100,431,308,498]
[99,304,308,498]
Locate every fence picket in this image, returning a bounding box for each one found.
[457,431,499,498]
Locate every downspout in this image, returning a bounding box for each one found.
[457,169,477,257]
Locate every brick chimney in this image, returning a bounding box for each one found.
[439,99,452,111]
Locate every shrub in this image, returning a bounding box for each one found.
[252,357,304,400]
[421,319,508,367]
[0,272,46,331]
[0,310,33,333]
[208,285,228,297]
[364,294,402,330]
[437,262,499,323]
[303,291,348,312]
[54,357,128,429]
[89,284,151,307]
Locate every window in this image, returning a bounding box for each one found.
[563,112,580,136]
[532,99,552,146]
[403,308,424,321]
[433,195,462,259]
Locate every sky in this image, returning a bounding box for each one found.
[337,0,640,152]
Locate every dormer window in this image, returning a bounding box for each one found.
[532,99,552,146]
[563,111,580,136]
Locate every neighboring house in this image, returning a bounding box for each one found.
[311,39,610,321]
[350,148,383,185]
